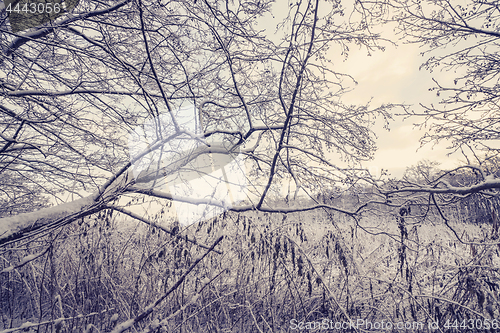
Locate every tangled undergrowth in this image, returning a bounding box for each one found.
[1,200,499,333]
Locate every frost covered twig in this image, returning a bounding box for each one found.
[1,248,49,273]
[108,205,223,254]
[0,309,113,333]
[111,236,224,333]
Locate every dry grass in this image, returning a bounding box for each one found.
[1,201,499,332]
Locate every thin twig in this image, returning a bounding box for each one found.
[111,236,224,333]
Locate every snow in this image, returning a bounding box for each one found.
[484,174,499,184]
[485,174,495,181]
[110,319,135,333]
[54,318,65,325]
[2,266,14,273]
[20,321,33,328]
[0,321,34,332]
[0,194,97,243]
[429,177,500,194]
[143,304,154,313]
[1,254,41,273]
[4,144,30,152]
[190,293,200,303]
[19,254,37,265]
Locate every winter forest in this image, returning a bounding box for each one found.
[1,0,500,332]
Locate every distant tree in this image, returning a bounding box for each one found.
[372,0,500,232]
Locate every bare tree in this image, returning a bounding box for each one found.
[389,0,500,157]
[0,1,404,330]
[3,1,500,331]
[0,0,394,247]
[355,0,500,232]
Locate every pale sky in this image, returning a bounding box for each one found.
[332,29,465,179]
[257,3,466,180]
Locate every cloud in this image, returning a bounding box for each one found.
[329,29,463,177]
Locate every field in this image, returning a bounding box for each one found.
[1,199,500,333]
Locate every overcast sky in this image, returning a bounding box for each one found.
[330,27,465,179]
[257,3,467,180]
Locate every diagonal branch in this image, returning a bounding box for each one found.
[110,236,224,333]
[108,205,223,254]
